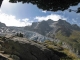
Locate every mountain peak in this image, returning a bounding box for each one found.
[47,19,54,25]
[58,19,66,23]
[57,19,71,26]
[47,19,53,21]
[72,24,80,30]
[0,22,6,28]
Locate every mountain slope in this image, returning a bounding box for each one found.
[24,19,80,37]
[0,19,80,59]
[0,22,6,28]
[0,36,77,60]
[24,20,52,35]
[56,30,80,57]
[0,36,60,60]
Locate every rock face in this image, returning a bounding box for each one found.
[24,19,80,37]
[46,19,54,25]
[0,22,6,28]
[0,37,60,60]
[72,24,80,30]
[0,19,80,58]
[34,20,52,35]
[24,20,52,35]
[0,55,7,60]
[0,19,80,42]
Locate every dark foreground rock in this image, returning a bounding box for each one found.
[0,55,7,60]
[0,37,60,60]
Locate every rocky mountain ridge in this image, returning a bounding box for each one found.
[0,36,62,60]
[0,19,80,59]
[0,19,80,42]
[24,19,80,37]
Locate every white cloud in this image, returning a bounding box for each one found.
[0,10,32,27]
[34,14,67,22]
[42,10,47,13]
[1,0,18,12]
[2,0,16,8]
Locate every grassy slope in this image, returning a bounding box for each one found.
[56,30,80,55]
[56,30,80,45]
[43,40,77,60]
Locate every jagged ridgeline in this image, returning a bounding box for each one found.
[24,19,80,57]
[0,19,80,59]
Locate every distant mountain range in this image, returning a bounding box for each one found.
[0,19,80,41]
[24,19,80,37]
[0,19,80,57]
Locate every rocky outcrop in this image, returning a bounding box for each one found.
[24,19,80,37]
[24,20,52,35]
[0,55,8,60]
[0,37,60,60]
[0,22,6,28]
[72,24,80,30]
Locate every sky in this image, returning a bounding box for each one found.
[0,0,80,27]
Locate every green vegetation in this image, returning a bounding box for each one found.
[0,37,60,60]
[0,36,78,60]
[56,30,80,55]
[44,40,78,60]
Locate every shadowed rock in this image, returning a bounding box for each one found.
[0,37,60,60]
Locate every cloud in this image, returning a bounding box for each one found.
[42,10,47,13]
[34,14,67,22]
[0,10,32,27]
[2,0,16,8]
